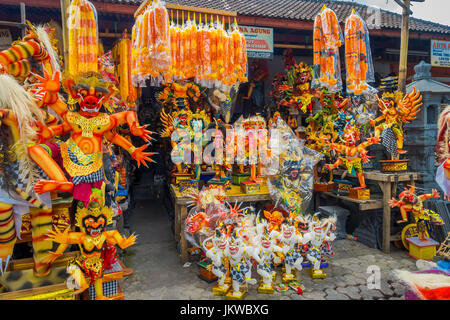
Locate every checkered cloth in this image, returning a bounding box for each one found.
[230,262,250,284]
[307,247,322,261]
[285,249,301,266]
[104,261,123,273]
[380,128,398,158]
[67,147,104,185]
[212,264,227,276]
[89,280,118,299]
[257,261,272,274]
[321,242,334,256]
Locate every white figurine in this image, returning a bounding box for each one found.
[254,217,283,293]
[202,226,230,295]
[224,229,258,299]
[274,212,305,282]
[303,214,336,278]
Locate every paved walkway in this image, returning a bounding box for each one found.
[118,199,416,300]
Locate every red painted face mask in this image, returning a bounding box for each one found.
[77,87,107,117]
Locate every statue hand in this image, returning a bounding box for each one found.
[121,233,137,249]
[46,227,70,243]
[35,121,53,143]
[130,122,155,143]
[34,70,61,95]
[131,145,156,167]
[41,251,63,264]
[367,134,381,145]
[431,189,440,198]
[388,198,399,208]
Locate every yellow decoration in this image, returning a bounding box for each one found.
[60,139,103,177]
[67,0,99,77]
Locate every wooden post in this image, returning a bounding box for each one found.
[180,205,188,263]
[382,181,392,254]
[60,0,70,70]
[20,2,26,37]
[398,0,411,94]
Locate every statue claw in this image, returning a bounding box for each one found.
[0,256,11,275]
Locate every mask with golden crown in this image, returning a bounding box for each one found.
[75,191,113,237]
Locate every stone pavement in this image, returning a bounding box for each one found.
[118,199,416,300]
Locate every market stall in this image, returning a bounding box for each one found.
[0,0,448,301]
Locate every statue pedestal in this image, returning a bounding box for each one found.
[406,236,439,261]
[310,268,327,279]
[257,282,274,294]
[225,289,246,300]
[212,283,231,296]
[380,159,408,172]
[349,188,370,200]
[240,181,262,194]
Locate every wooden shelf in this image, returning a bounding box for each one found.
[0,283,76,300]
[5,251,79,272]
[170,184,272,206]
[322,192,383,211]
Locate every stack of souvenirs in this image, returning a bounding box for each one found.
[184,184,337,300]
[176,4,448,301]
[0,0,155,300]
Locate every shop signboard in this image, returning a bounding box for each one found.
[0,29,12,51]
[239,25,273,60]
[431,39,450,68]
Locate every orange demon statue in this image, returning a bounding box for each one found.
[25,73,155,205]
[44,189,136,300]
[326,125,380,189]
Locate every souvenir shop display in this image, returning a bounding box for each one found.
[1,0,446,302]
[0,0,153,300]
[371,89,422,172]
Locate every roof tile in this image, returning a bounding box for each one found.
[96,0,450,34]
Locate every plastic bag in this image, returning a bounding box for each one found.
[266,117,323,215]
[312,7,343,93]
[344,10,375,95]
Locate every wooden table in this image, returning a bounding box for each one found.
[169,184,272,263]
[315,170,420,254]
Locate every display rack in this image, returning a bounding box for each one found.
[169,184,272,263]
[315,170,420,254]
